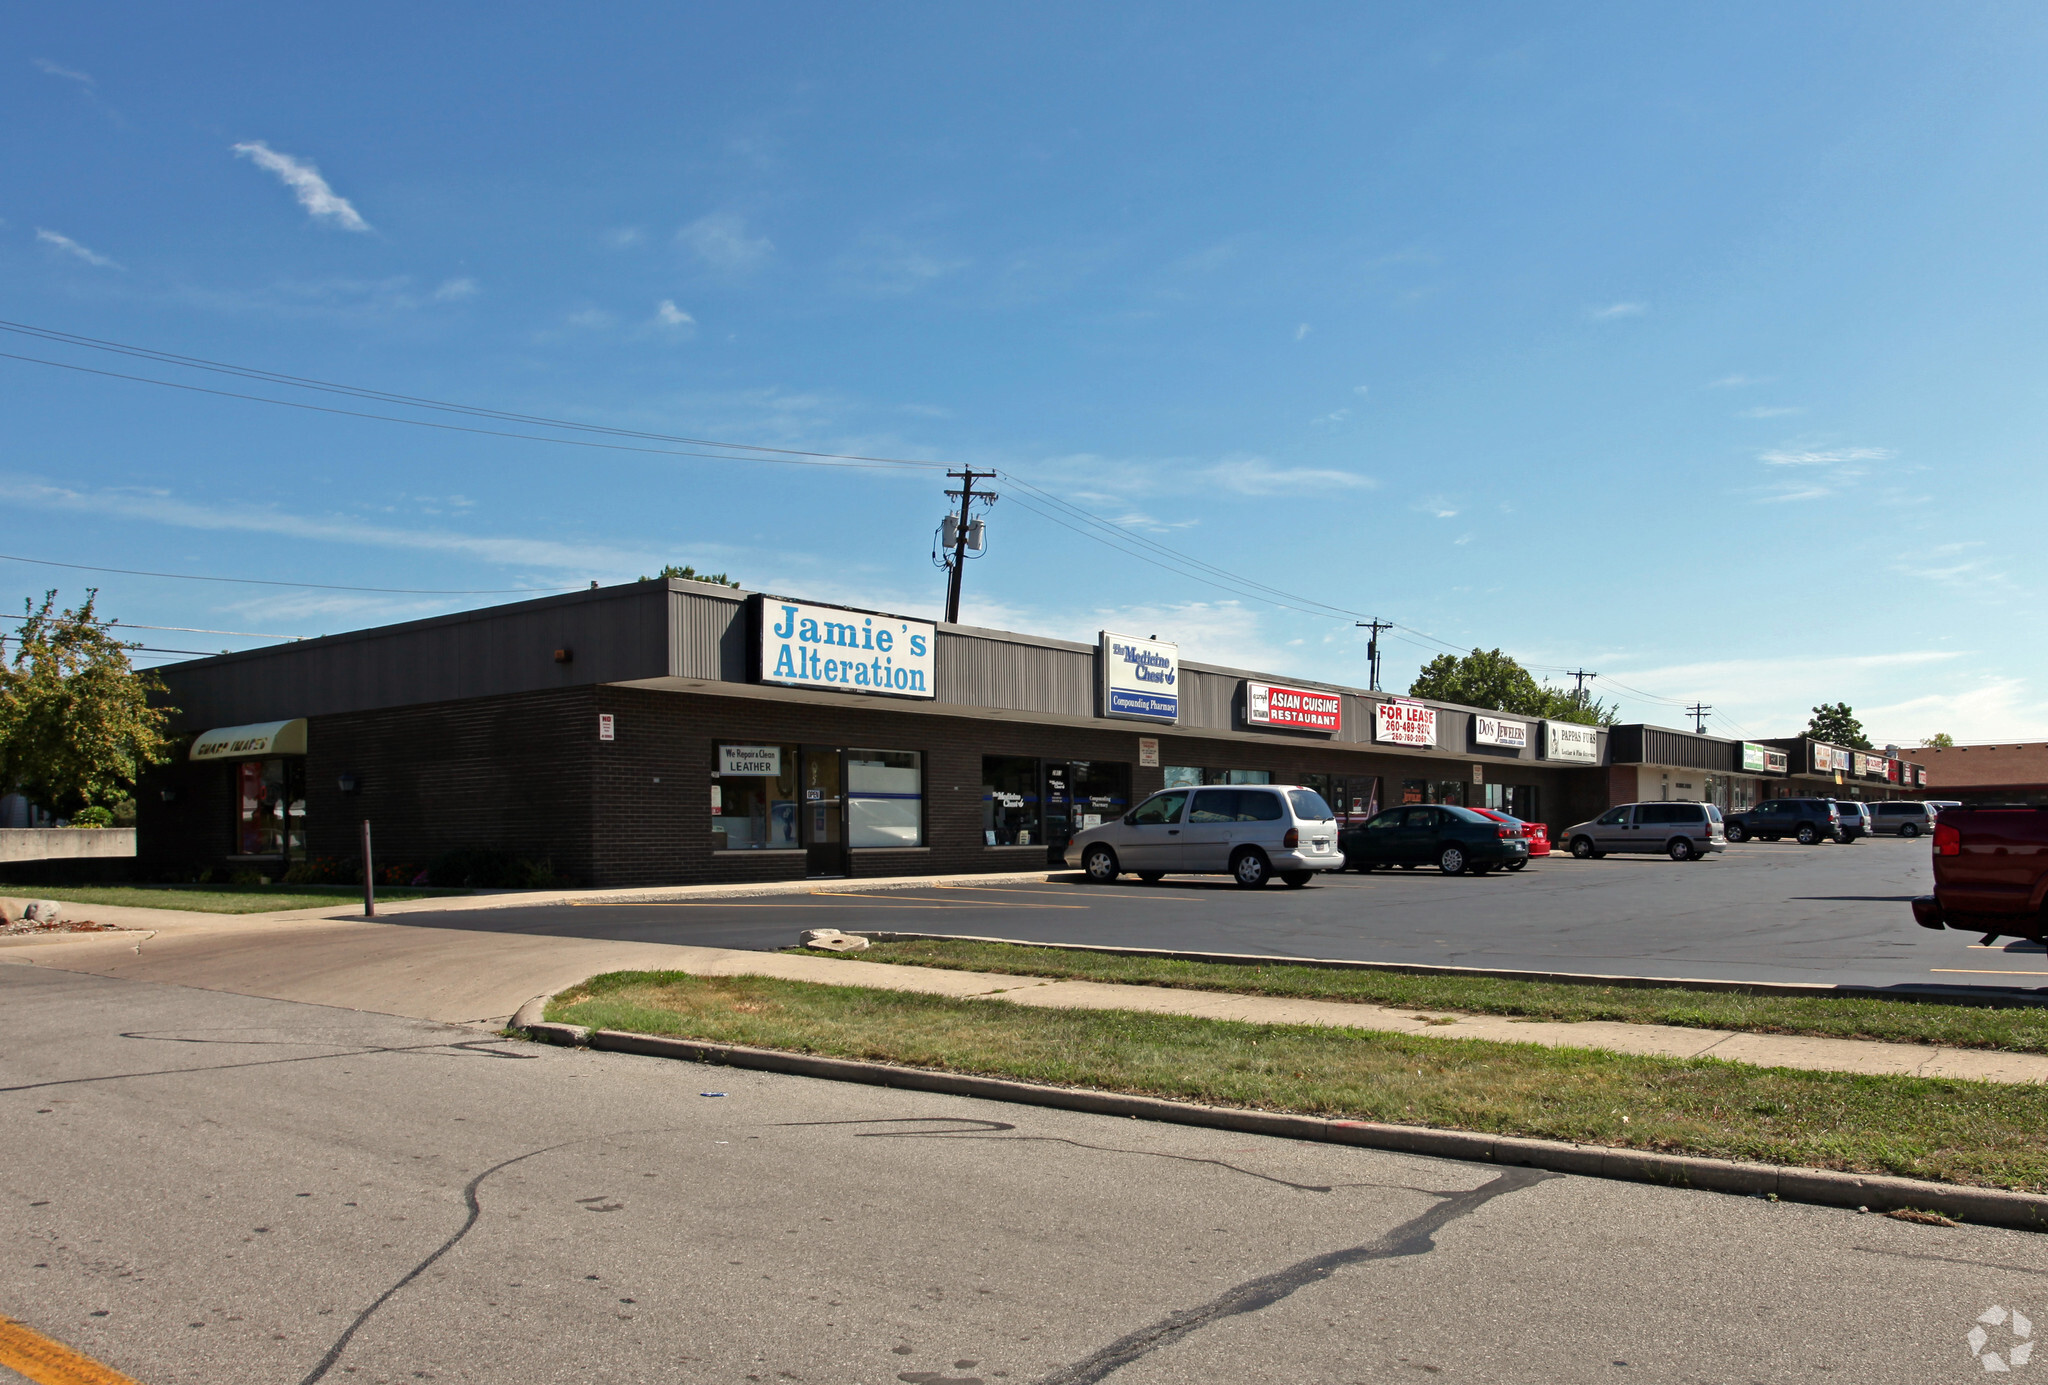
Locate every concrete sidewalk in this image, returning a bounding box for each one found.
[7,904,2044,1084]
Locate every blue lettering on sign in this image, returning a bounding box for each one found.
[764,603,932,697]
[1109,689,1178,719]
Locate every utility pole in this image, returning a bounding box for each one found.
[1687,702,1712,734]
[941,468,997,625]
[1354,619,1393,692]
[1566,668,1598,695]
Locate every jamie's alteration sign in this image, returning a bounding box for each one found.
[1100,632,1179,722]
[1374,699,1436,747]
[1246,681,1342,733]
[755,597,935,699]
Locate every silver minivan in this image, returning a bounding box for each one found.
[1563,801,1727,861]
[1066,784,1345,888]
[1869,801,1934,837]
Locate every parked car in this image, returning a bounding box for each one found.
[1912,806,2048,942]
[1339,803,1529,876]
[1467,806,1547,864]
[1832,801,1872,841]
[1723,798,1843,845]
[1562,801,1727,861]
[1068,784,1344,888]
[1868,801,1934,838]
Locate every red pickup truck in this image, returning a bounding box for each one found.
[1912,806,2048,941]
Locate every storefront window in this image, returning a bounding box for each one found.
[1430,780,1467,806]
[1162,765,1202,790]
[1067,761,1130,834]
[234,759,302,856]
[983,756,1039,845]
[848,749,922,847]
[1400,777,1428,804]
[1162,767,1270,787]
[1306,774,1381,821]
[713,742,801,850]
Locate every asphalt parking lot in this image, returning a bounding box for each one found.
[398,836,2048,994]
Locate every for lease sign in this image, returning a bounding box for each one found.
[1375,699,1437,747]
[1246,681,1342,733]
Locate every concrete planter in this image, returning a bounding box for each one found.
[0,828,138,863]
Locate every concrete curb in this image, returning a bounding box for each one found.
[514,1021,2048,1233]
[847,931,2048,1008]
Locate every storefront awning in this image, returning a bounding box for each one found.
[190,719,308,761]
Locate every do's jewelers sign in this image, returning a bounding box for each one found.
[1375,699,1437,747]
[1100,632,1179,722]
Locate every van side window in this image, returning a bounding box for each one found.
[1638,805,1674,825]
[1597,806,1631,825]
[1129,792,1188,827]
[1236,792,1285,822]
[1188,789,1239,824]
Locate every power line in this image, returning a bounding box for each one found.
[0,552,571,595]
[106,620,305,640]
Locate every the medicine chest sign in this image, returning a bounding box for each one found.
[1246,681,1342,733]
[755,597,935,699]
[1375,699,1436,747]
[1101,632,1179,722]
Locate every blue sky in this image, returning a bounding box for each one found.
[4,3,2044,745]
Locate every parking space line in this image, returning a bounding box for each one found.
[1928,968,2048,977]
[0,1312,144,1385]
[811,891,1086,910]
[934,884,1177,902]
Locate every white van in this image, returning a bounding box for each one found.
[1066,784,1344,888]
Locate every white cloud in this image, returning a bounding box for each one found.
[603,226,647,249]
[656,299,695,327]
[1312,408,1351,425]
[0,475,666,577]
[35,228,120,269]
[1352,385,1371,397]
[1738,406,1803,419]
[1589,301,1646,319]
[565,306,616,329]
[432,277,478,301]
[1294,323,1313,340]
[1202,458,1374,495]
[1707,372,1770,388]
[1415,496,1459,519]
[1598,650,1971,742]
[1759,446,1892,467]
[678,211,772,271]
[33,58,94,87]
[1452,532,1473,546]
[833,233,970,297]
[231,141,370,232]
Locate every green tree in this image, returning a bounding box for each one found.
[1804,702,1871,750]
[1921,732,1955,749]
[640,564,739,588]
[0,591,176,815]
[1408,648,1617,726]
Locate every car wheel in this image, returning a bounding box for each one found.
[1796,824,1819,845]
[1901,823,1921,839]
[1281,870,1314,888]
[1726,824,1748,843]
[1506,858,1527,871]
[1668,837,1696,862]
[1570,836,1597,860]
[1137,871,1165,884]
[1438,845,1467,876]
[1231,849,1272,888]
[1082,845,1120,882]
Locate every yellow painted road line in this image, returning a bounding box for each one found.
[568,898,965,909]
[1929,968,2048,976]
[0,1313,143,1385]
[933,884,1180,902]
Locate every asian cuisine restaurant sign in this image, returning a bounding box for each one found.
[755,597,935,699]
[1246,681,1342,733]
[1374,699,1437,747]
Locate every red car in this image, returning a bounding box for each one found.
[1468,807,1547,864]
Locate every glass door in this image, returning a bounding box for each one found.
[1042,762,1074,866]
[801,747,847,877]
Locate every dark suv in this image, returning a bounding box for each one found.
[1724,798,1844,845]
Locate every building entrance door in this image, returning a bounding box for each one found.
[1043,762,1074,866]
[801,747,848,877]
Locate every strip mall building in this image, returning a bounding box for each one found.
[138,578,1929,885]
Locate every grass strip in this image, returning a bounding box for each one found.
[11,884,449,914]
[549,970,2048,1193]
[789,939,2048,1054]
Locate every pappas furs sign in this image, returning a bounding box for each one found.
[1101,632,1179,722]
[1246,681,1342,733]
[1543,720,1599,763]
[1473,715,1528,749]
[755,598,935,699]
[1375,700,1437,747]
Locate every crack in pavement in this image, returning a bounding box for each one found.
[1031,1166,1557,1384]
[1,1036,533,1094]
[1853,1246,2048,1278]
